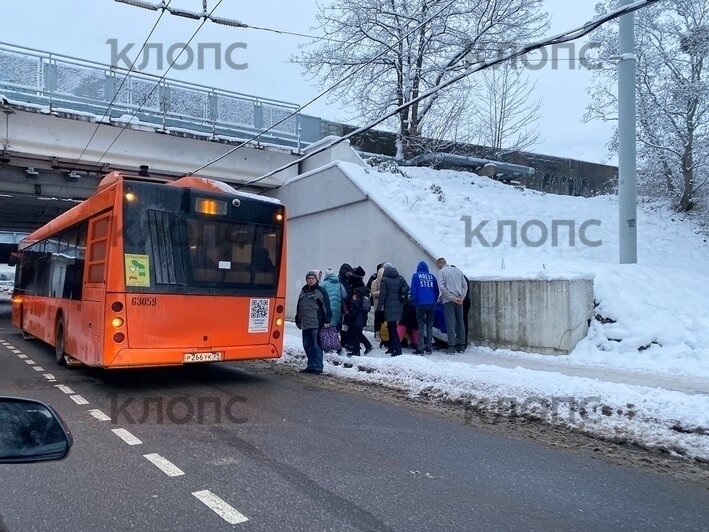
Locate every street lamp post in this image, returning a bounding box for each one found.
[618,0,638,264]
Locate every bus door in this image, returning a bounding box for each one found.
[81,213,112,363]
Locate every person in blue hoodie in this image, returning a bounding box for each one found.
[410,261,439,355]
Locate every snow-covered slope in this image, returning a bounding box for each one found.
[338,162,709,377]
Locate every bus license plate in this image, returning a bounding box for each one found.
[183,352,223,363]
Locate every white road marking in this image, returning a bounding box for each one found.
[111,428,143,446]
[56,385,75,394]
[17,354,27,358]
[24,359,35,365]
[33,366,44,371]
[70,395,89,405]
[143,454,185,477]
[192,490,248,525]
[10,349,21,354]
[88,409,111,422]
[43,373,56,381]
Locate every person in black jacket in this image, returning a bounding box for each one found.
[376,264,409,357]
[338,263,354,348]
[295,270,332,374]
[347,286,370,356]
[346,273,373,354]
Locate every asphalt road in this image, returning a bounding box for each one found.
[1,307,708,532]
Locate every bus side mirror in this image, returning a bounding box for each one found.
[7,252,18,267]
[0,397,73,464]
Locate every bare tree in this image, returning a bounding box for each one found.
[294,0,548,160]
[469,64,542,155]
[586,0,709,212]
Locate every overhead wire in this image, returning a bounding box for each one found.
[187,0,459,177]
[94,0,224,166]
[235,0,660,189]
[69,0,173,172]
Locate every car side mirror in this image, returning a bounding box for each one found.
[0,397,73,463]
[7,252,17,267]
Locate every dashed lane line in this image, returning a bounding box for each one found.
[111,428,143,446]
[88,409,111,422]
[143,454,186,477]
[0,353,251,526]
[192,490,248,525]
[70,395,90,405]
[1,353,251,527]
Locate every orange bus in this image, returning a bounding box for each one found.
[11,171,286,368]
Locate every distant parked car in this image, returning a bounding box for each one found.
[0,269,15,302]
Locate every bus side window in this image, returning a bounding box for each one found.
[87,215,111,284]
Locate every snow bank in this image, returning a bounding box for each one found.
[277,162,709,459]
[337,162,709,378]
[278,325,709,461]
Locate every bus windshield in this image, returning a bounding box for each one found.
[122,181,282,296]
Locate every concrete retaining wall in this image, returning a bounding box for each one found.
[268,140,596,354]
[469,278,594,355]
[268,158,437,319]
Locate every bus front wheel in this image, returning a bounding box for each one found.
[55,317,67,366]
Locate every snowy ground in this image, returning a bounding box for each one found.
[277,324,709,462]
[276,163,709,461]
[341,162,709,379]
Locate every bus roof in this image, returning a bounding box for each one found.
[19,172,282,249]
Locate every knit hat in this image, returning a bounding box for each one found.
[306,270,319,280]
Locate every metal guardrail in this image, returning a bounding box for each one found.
[0,231,27,245]
[0,42,321,150]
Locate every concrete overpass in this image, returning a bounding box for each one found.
[0,102,302,225]
[0,41,329,242]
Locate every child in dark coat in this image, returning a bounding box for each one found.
[347,286,370,356]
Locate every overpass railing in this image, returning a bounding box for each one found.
[0,42,321,150]
[0,231,27,245]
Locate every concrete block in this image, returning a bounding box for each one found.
[469,277,594,355]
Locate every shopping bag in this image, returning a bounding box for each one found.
[319,327,341,352]
[379,322,389,342]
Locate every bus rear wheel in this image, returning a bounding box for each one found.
[55,317,67,366]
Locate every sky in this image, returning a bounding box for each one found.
[0,0,617,165]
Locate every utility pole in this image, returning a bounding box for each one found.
[618,0,637,263]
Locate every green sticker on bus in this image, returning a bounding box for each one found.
[125,254,150,287]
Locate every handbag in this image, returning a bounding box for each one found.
[319,327,341,352]
[379,322,389,342]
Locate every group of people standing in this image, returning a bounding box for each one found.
[294,258,469,374]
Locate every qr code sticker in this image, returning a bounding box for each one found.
[251,299,269,319]
[249,299,270,333]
